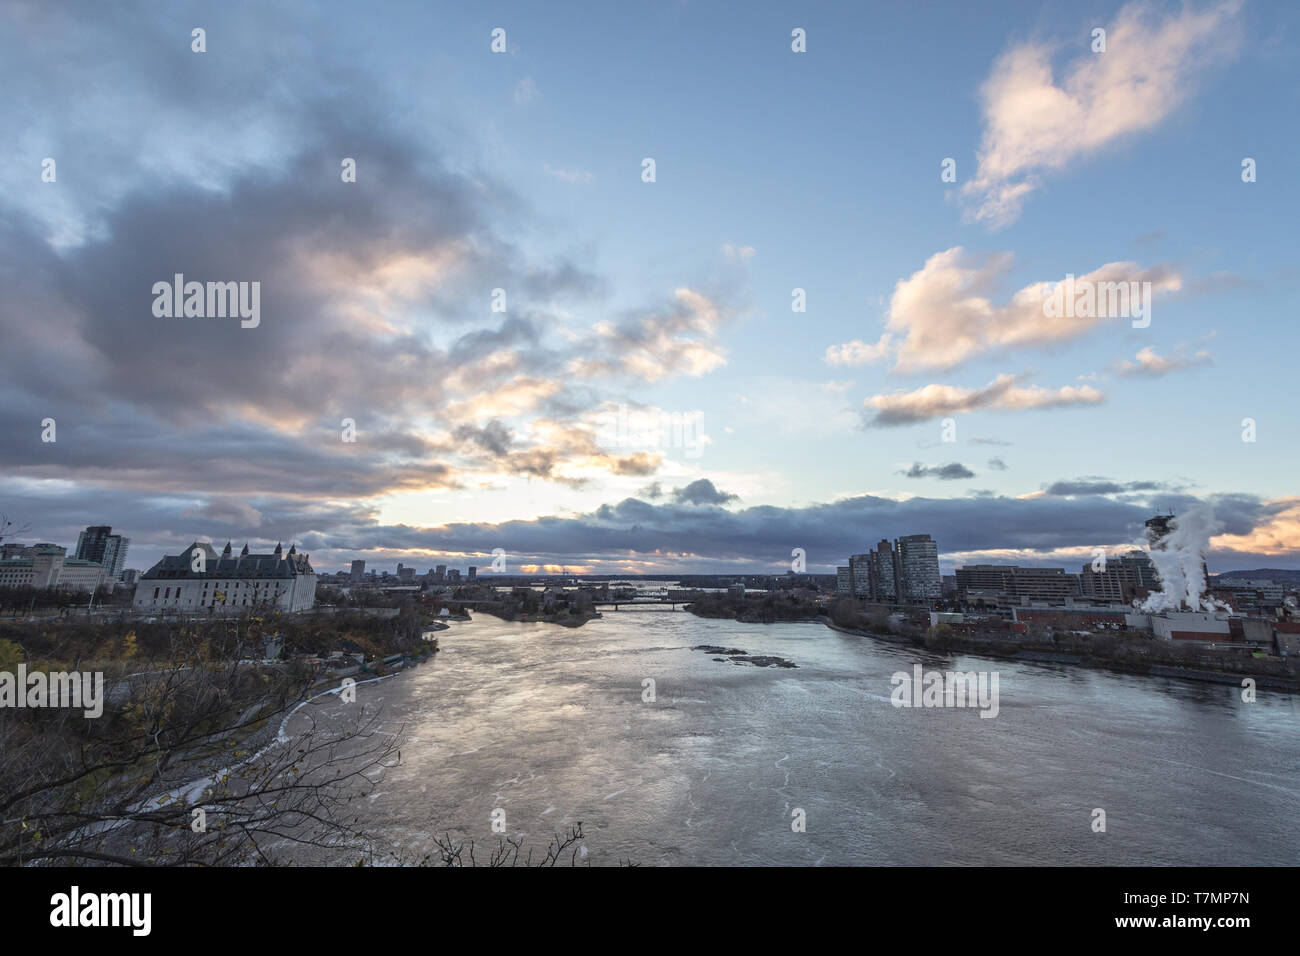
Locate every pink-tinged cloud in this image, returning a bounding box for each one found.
[1111,345,1212,378]
[963,0,1243,227]
[862,373,1104,427]
[1213,498,1300,556]
[827,247,1181,372]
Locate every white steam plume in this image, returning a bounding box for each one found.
[1136,503,1231,613]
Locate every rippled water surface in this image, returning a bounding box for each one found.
[285,611,1300,865]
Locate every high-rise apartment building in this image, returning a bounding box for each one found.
[836,566,852,594]
[894,534,941,603]
[867,538,897,601]
[841,534,940,604]
[848,553,871,598]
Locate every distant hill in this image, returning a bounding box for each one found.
[1213,569,1300,583]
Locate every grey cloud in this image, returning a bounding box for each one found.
[4,487,1287,576]
[0,1,716,508]
[901,462,976,480]
[1042,477,1184,497]
[454,420,515,457]
[671,479,738,506]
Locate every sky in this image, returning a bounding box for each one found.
[1,0,1298,577]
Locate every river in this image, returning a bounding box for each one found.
[277,609,1300,865]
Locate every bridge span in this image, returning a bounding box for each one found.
[592,600,688,611]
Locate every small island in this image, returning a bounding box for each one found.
[686,591,827,624]
[692,645,798,668]
[472,586,602,628]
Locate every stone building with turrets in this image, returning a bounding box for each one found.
[133,540,317,613]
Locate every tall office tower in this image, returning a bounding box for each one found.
[350,559,366,582]
[75,526,110,562]
[894,534,941,603]
[435,564,447,582]
[75,525,129,580]
[468,566,477,581]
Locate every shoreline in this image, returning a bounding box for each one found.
[128,643,442,822]
[822,620,1300,693]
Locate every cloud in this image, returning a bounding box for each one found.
[963,0,1243,227]
[636,481,665,500]
[11,482,1285,575]
[567,288,729,383]
[722,242,756,261]
[825,337,894,367]
[1111,345,1212,378]
[987,457,1007,471]
[0,2,748,514]
[827,247,1181,372]
[179,497,264,528]
[901,462,976,481]
[671,478,738,506]
[1038,477,1183,497]
[453,420,515,457]
[862,374,1104,427]
[543,164,594,184]
[1213,497,1300,557]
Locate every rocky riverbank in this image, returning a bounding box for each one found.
[824,620,1299,692]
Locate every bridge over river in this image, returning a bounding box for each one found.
[592,599,688,611]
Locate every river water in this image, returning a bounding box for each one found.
[282,610,1300,866]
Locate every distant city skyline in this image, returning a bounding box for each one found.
[12,517,1286,583]
[2,0,1298,577]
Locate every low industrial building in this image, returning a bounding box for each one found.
[1011,605,1130,631]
